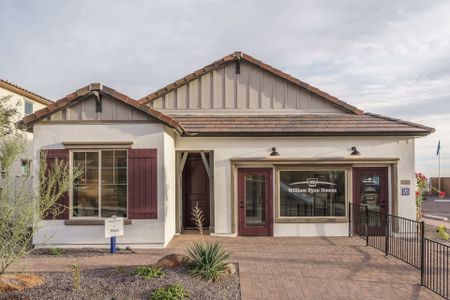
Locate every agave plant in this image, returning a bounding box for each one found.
[186,241,230,281]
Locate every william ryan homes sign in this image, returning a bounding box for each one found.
[288,178,338,194]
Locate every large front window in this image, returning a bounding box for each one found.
[72,150,127,218]
[279,170,346,217]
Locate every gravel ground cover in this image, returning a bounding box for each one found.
[0,265,240,300]
[28,248,135,257]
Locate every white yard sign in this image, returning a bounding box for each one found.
[105,216,124,238]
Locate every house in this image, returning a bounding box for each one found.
[19,52,434,248]
[0,80,52,176]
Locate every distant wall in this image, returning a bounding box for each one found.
[430,177,450,195]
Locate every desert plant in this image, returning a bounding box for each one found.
[70,263,81,289]
[191,202,205,236]
[132,266,164,279]
[415,172,428,220]
[0,96,83,275]
[186,241,230,281]
[50,248,65,256]
[150,283,189,300]
[436,225,450,241]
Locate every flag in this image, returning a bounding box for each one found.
[437,140,441,156]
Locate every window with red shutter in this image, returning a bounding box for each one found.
[128,149,157,219]
[42,149,70,220]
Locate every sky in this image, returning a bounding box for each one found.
[1,0,449,177]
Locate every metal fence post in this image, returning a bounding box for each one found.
[384,214,389,256]
[420,221,425,286]
[365,205,369,246]
[348,202,352,237]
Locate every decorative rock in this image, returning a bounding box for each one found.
[224,263,236,276]
[0,274,44,292]
[155,253,190,268]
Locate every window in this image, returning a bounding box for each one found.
[279,170,346,218]
[24,101,33,115]
[21,159,31,175]
[72,150,127,218]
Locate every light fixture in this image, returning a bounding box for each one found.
[351,146,361,156]
[270,147,280,156]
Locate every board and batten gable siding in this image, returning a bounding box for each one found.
[47,94,152,122]
[148,61,345,113]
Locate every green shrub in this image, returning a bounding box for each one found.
[50,248,65,255]
[436,225,450,240]
[132,266,164,279]
[186,241,230,281]
[150,283,189,300]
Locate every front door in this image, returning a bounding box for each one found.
[238,168,273,236]
[183,153,210,229]
[353,167,389,235]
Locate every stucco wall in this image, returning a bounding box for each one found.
[175,136,416,236]
[32,123,174,248]
[163,129,176,246]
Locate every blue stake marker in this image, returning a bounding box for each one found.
[110,236,116,254]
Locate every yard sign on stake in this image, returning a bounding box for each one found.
[105,215,124,254]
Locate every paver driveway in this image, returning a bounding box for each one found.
[16,236,440,299]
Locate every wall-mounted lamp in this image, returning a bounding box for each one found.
[350,146,361,156]
[270,147,280,156]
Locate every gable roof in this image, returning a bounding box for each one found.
[19,83,185,133]
[0,79,53,106]
[138,51,364,115]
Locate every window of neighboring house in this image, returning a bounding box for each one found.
[21,159,31,175]
[24,100,34,116]
[278,169,347,218]
[72,150,127,218]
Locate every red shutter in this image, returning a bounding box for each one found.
[43,149,70,220]
[128,149,157,219]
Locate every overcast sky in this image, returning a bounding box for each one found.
[1,0,449,177]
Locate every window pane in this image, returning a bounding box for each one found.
[279,170,345,217]
[24,101,33,115]
[101,185,127,218]
[245,175,266,225]
[101,150,127,217]
[73,152,99,217]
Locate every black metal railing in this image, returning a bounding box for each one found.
[349,202,450,299]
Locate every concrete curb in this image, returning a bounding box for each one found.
[423,214,449,221]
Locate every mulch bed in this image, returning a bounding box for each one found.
[0,265,240,300]
[28,248,135,258]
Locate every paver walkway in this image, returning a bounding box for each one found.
[15,236,441,299]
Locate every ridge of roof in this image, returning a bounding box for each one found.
[0,79,53,106]
[19,83,185,133]
[138,51,364,115]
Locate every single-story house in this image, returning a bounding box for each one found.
[20,52,434,248]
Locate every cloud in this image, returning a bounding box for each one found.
[0,0,449,176]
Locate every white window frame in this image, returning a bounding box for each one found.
[69,149,128,219]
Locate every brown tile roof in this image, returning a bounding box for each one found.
[138,51,364,115]
[19,83,185,133]
[0,79,53,106]
[169,114,434,136]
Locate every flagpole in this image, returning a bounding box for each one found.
[439,150,441,191]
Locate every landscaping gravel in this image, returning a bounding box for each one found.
[28,248,135,258]
[0,265,240,300]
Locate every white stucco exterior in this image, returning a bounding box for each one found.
[33,123,174,248]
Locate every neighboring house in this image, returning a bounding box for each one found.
[19,52,434,248]
[0,80,52,177]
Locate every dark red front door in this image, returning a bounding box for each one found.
[238,168,273,236]
[353,167,389,235]
[183,153,210,229]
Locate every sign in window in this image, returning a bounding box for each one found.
[279,170,346,217]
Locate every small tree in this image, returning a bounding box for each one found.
[415,172,428,221]
[0,96,82,275]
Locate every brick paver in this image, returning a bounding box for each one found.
[15,236,441,299]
